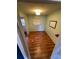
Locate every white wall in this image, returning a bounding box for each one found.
[51,36,61,59]
[19,11,30,33]
[45,10,61,44]
[28,16,46,31]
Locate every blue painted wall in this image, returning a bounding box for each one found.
[17,45,24,59]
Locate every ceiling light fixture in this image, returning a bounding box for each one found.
[34,9,42,16]
[36,12,40,15]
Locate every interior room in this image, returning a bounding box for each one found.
[17,0,61,59]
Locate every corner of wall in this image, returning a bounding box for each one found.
[45,10,61,44]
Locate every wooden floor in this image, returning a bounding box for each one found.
[28,31,55,59]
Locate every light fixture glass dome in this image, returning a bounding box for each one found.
[34,9,42,15]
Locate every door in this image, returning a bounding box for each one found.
[20,17,27,36]
[29,16,45,31]
[17,15,31,59]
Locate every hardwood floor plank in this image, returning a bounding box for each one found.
[28,31,55,59]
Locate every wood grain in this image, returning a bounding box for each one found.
[28,31,55,59]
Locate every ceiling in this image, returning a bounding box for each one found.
[18,0,61,16]
[18,0,61,3]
